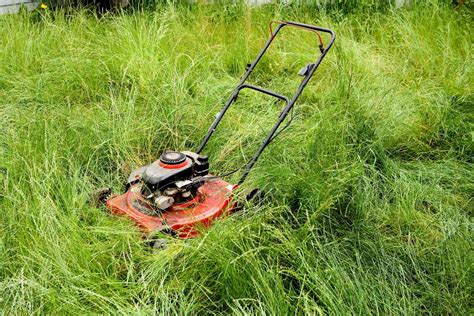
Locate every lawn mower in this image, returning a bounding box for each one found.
[91,21,335,240]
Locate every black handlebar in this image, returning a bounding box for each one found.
[197,21,336,185]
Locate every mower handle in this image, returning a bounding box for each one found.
[235,84,290,105]
[270,20,335,43]
[197,21,335,184]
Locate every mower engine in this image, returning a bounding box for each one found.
[127,151,209,210]
[104,151,235,238]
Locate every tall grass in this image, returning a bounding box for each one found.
[0,2,472,314]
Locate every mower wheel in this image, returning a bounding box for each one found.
[246,188,263,202]
[233,188,263,212]
[152,238,172,251]
[88,187,112,207]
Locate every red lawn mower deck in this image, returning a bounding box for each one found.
[92,21,335,239]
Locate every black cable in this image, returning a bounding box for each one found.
[209,107,296,180]
[269,106,295,143]
[145,109,295,193]
[150,165,243,194]
[207,165,244,179]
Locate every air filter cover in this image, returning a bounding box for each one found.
[159,151,186,165]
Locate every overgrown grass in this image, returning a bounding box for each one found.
[0,2,472,314]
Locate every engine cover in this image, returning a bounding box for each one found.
[126,151,209,190]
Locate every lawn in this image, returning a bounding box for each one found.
[0,2,472,314]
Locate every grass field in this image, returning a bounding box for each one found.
[0,2,473,314]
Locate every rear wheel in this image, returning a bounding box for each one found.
[233,188,263,212]
[246,188,263,202]
[88,187,112,207]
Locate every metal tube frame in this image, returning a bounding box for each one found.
[197,21,336,185]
